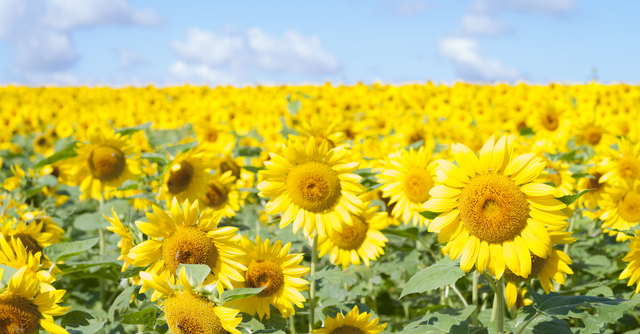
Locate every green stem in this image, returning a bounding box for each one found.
[98,197,106,308]
[516,312,540,334]
[495,277,505,334]
[309,233,318,333]
[289,314,296,334]
[628,309,640,327]
[450,283,468,307]
[472,271,479,326]
[483,272,498,293]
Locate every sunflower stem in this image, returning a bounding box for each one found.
[289,314,296,334]
[472,271,479,326]
[629,309,640,326]
[494,277,505,334]
[98,196,106,310]
[309,233,318,332]
[515,312,540,334]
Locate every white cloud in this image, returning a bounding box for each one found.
[41,0,161,30]
[493,0,576,14]
[439,37,520,81]
[170,28,341,83]
[394,1,430,16]
[118,49,147,69]
[460,12,508,36]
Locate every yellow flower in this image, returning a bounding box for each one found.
[226,236,309,319]
[160,145,213,204]
[600,179,640,242]
[0,267,71,334]
[312,305,386,334]
[378,146,437,227]
[200,170,241,218]
[318,201,388,269]
[2,210,65,255]
[104,209,135,272]
[423,135,568,279]
[139,267,242,334]
[599,138,640,185]
[620,236,640,294]
[128,198,247,293]
[258,138,365,237]
[0,234,57,292]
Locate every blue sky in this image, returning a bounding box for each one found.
[0,0,638,86]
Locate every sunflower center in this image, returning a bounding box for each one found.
[583,126,602,145]
[459,174,529,244]
[49,166,61,178]
[167,162,195,194]
[88,145,126,181]
[618,191,640,222]
[14,233,43,253]
[542,112,559,131]
[331,215,369,250]
[286,161,342,213]
[219,159,240,179]
[617,156,640,180]
[206,181,229,207]
[245,260,285,297]
[162,226,219,277]
[587,172,604,191]
[205,129,218,142]
[164,292,228,334]
[504,253,548,282]
[403,168,433,203]
[0,293,40,334]
[330,325,366,334]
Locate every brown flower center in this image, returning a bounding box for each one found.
[504,253,548,282]
[330,325,366,334]
[89,145,126,181]
[331,215,369,250]
[167,161,195,194]
[245,260,285,297]
[14,233,42,253]
[459,174,529,244]
[218,159,240,179]
[164,292,229,334]
[587,172,604,191]
[583,126,603,145]
[206,181,229,207]
[618,191,640,222]
[403,168,433,203]
[0,293,40,334]
[162,226,219,277]
[541,112,559,131]
[286,161,342,213]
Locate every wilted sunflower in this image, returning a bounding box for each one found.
[226,236,309,320]
[600,179,640,242]
[423,135,568,279]
[104,209,135,272]
[318,201,388,269]
[160,146,213,203]
[0,267,71,334]
[128,198,247,293]
[620,236,640,294]
[69,128,141,201]
[258,138,365,237]
[200,170,241,218]
[140,267,242,334]
[312,305,387,334]
[378,146,437,227]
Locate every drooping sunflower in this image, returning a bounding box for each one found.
[226,236,309,320]
[160,145,213,204]
[312,305,387,334]
[378,146,437,227]
[69,128,141,201]
[258,138,365,237]
[200,170,241,218]
[0,267,71,334]
[127,198,247,293]
[620,236,640,294]
[317,201,388,269]
[140,267,242,334]
[104,209,135,273]
[423,135,568,279]
[600,179,640,242]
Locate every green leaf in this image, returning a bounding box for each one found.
[0,264,18,284]
[555,189,592,206]
[121,307,157,327]
[25,174,58,198]
[400,256,465,299]
[239,187,260,193]
[220,286,266,302]
[166,140,198,157]
[244,166,264,173]
[44,237,100,265]
[33,141,78,168]
[115,122,153,136]
[116,179,139,191]
[141,152,169,164]
[510,308,572,334]
[108,285,138,321]
[235,146,262,157]
[309,265,343,284]
[405,139,424,150]
[400,311,471,334]
[74,212,105,231]
[61,310,106,334]
[520,127,535,136]
[420,211,442,220]
[120,264,151,279]
[286,99,302,116]
[382,227,419,241]
[177,264,211,287]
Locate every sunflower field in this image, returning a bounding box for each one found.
[1,83,640,334]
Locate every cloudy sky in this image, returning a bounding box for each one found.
[0,0,638,86]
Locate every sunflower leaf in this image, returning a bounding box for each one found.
[383,227,419,241]
[108,285,139,322]
[120,264,151,279]
[141,152,169,164]
[121,307,157,327]
[420,211,442,220]
[178,264,211,287]
[44,237,100,266]
[115,122,153,136]
[33,141,78,168]
[166,140,198,157]
[220,286,266,302]
[62,310,106,334]
[0,264,18,284]
[399,256,465,299]
[286,97,302,116]
[555,189,593,206]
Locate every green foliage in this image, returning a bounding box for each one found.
[44,237,100,266]
[400,256,466,299]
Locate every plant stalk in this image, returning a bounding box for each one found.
[309,233,318,332]
[289,314,296,334]
[495,277,505,334]
[472,271,479,326]
[98,197,106,309]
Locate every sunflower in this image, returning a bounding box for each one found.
[160,145,213,204]
[69,128,141,201]
[598,138,640,185]
[104,209,135,272]
[600,179,640,242]
[422,135,568,279]
[0,234,57,292]
[620,236,640,294]
[127,198,247,293]
[292,116,346,150]
[2,210,65,255]
[312,305,387,334]
[535,159,575,197]
[258,138,365,237]
[0,267,71,334]
[576,164,608,214]
[200,170,241,218]
[378,146,437,227]
[40,163,72,205]
[318,201,388,269]
[226,236,309,320]
[529,102,569,141]
[139,267,242,334]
